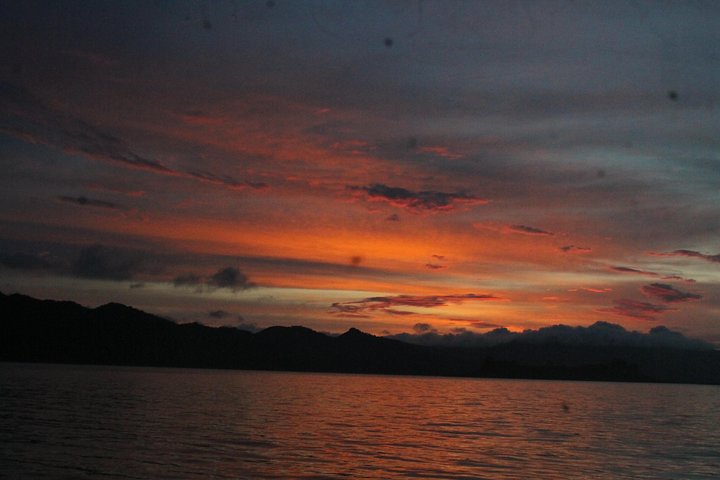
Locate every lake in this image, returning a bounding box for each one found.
[1,363,719,479]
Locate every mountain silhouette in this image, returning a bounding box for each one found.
[1,292,718,384]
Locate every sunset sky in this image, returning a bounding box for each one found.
[1,1,719,343]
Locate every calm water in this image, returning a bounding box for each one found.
[1,363,719,479]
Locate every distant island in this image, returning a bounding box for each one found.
[2,292,719,385]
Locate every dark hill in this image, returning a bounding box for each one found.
[1,292,719,384]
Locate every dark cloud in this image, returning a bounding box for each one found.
[0,241,170,281]
[235,318,261,333]
[560,245,592,254]
[0,82,265,192]
[431,254,445,260]
[425,263,446,270]
[57,195,120,209]
[0,252,55,271]
[469,321,503,329]
[71,244,146,281]
[208,310,229,319]
[610,266,660,276]
[386,321,711,350]
[475,223,555,237]
[412,323,436,334]
[208,267,255,291]
[641,283,702,303]
[385,213,400,222]
[185,170,268,191]
[329,303,365,314]
[350,184,488,212]
[506,224,554,236]
[173,273,203,287]
[330,293,499,316]
[598,298,674,321]
[610,265,695,283]
[649,249,720,264]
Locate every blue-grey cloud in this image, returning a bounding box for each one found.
[208,267,254,290]
[174,267,255,292]
[173,273,202,287]
[387,321,711,350]
[71,244,147,281]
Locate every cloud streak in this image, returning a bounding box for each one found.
[0,82,266,192]
[350,184,488,212]
[649,249,720,264]
[598,298,674,321]
[641,283,702,303]
[474,222,554,237]
[505,224,554,236]
[610,265,695,283]
[560,245,592,254]
[331,293,499,316]
[57,195,120,210]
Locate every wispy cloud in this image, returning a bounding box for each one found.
[641,283,702,303]
[57,195,120,210]
[425,263,446,270]
[330,293,499,316]
[350,184,488,212]
[416,145,463,159]
[0,82,266,192]
[649,249,720,264]
[610,265,695,283]
[474,222,553,237]
[560,245,592,254]
[505,224,554,236]
[610,266,656,276]
[598,298,674,321]
[569,287,613,294]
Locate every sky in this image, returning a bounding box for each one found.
[1,0,719,343]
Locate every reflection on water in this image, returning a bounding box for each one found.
[1,363,719,479]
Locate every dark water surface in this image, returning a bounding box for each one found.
[1,363,719,479]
